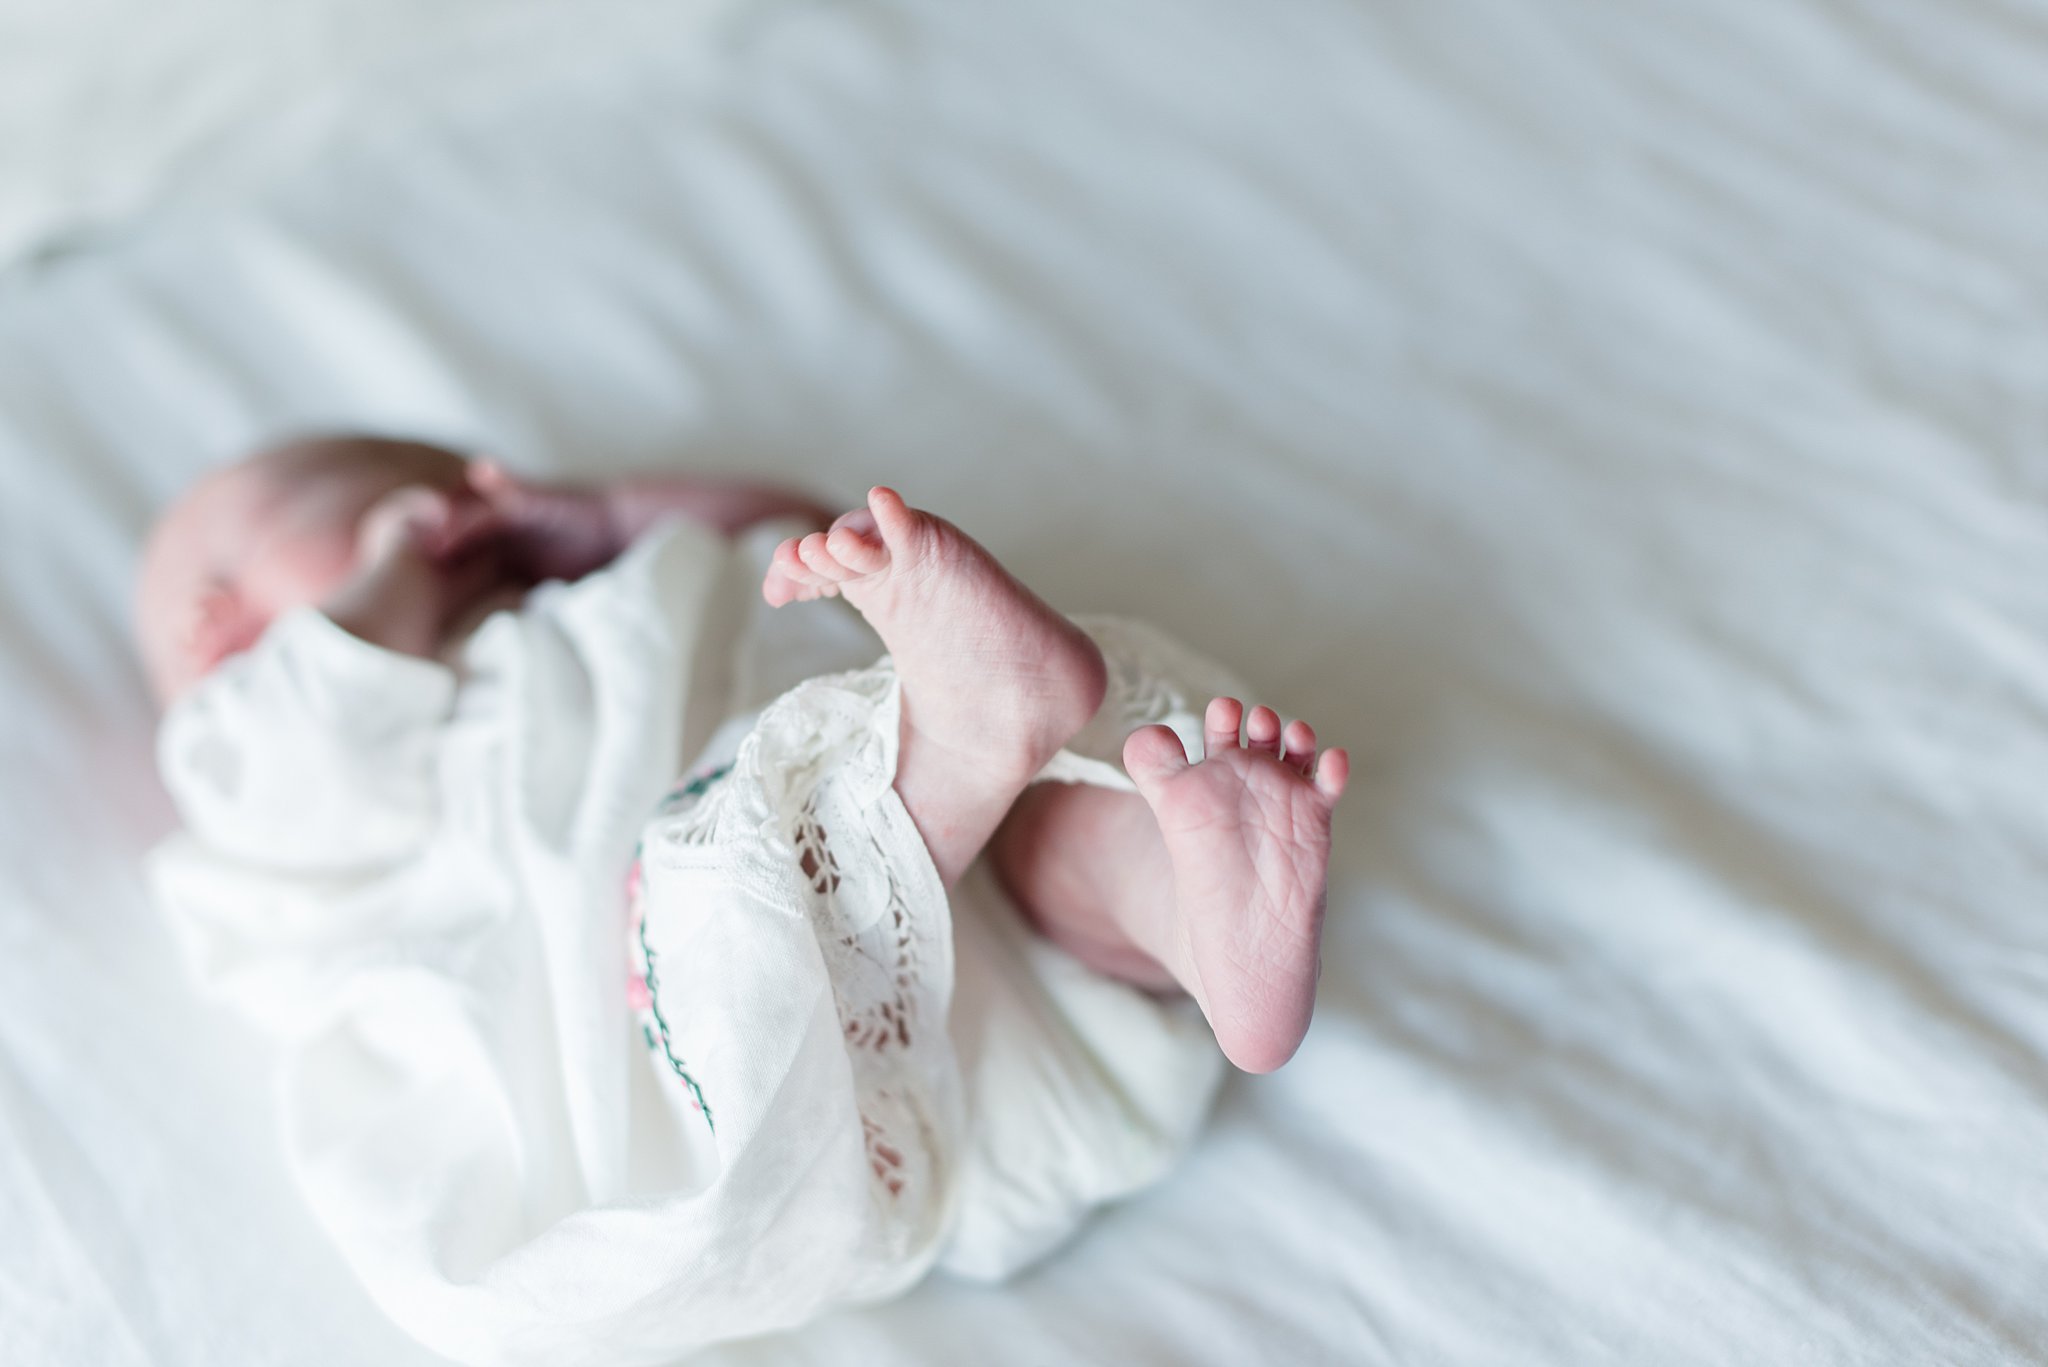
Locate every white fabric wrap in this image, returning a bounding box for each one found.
[149,522,1226,1365]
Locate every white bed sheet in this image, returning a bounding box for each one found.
[3,1,2045,1363]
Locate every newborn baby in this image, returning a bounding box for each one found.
[142,434,1347,1366]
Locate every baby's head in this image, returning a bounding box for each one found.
[137,434,473,704]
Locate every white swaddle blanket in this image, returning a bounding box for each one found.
[146,518,1225,1365]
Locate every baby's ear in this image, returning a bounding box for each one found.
[357,484,458,560]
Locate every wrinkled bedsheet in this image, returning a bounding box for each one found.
[2,2,2044,1363]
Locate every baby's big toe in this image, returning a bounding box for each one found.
[1124,724,1191,794]
[865,486,922,549]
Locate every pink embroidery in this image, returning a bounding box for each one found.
[627,974,653,1010]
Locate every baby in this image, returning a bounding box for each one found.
[141,434,1347,1365]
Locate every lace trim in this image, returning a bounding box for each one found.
[862,1104,909,1199]
[790,734,938,1209]
[796,788,925,1061]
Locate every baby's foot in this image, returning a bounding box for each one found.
[1124,698,1349,1073]
[763,488,1108,882]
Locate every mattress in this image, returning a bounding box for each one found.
[2,1,2044,1363]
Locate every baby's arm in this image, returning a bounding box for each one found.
[605,472,837,542]
[464,463,835,586]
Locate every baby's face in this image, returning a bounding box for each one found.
[137,439,470,703]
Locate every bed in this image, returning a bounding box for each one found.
[3,1,2044,1362]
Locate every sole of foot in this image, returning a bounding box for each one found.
[1123,697,1349,1073]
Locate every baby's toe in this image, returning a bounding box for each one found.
[774,537,821,580]
[1246,705,1283,758]
[797,532,856,582]
[1282,720,1317,777]
[763,540,822,605]
[1313,747,1350,801]
[825,521,889,575]
[1203,697,1245,756]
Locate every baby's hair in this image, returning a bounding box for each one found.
[241,432,474,488]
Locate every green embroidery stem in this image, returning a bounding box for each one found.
[634,762,732,1135]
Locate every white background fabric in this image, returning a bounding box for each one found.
[1,1,2044,1363]
[0,0,729,272]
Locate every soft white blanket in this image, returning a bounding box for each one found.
[0,0,725,272]
[1,1,2043,1363]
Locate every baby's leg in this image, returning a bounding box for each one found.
[762,488,1108,887]
[992,699,1349,1074]
[990,783,1182,989]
